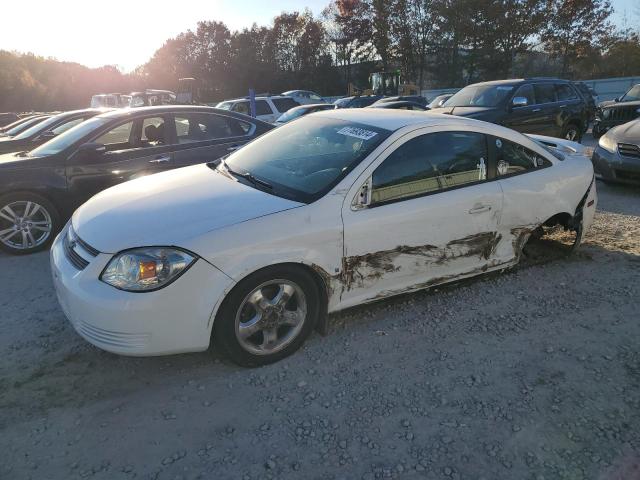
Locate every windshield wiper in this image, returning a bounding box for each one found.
[220,158,273,191]
[15,151,30,157]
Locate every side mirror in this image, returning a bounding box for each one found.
[351,177,372,210]
[614,97,620,102]
[74,142,106,161]
[511,97,528,108]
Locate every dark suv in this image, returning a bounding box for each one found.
[592,84,640,138]
[441,78,589,142]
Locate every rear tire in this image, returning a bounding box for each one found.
[0,192,61,255]
[562,123,582,143]
[213,265,322,367]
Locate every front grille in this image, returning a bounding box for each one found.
[618,143,640,159]
[603,106,639,123]
[63,226,99,270]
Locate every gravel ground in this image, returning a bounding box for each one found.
[1,179,639,480]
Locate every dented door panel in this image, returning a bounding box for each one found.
[340,182,504,308]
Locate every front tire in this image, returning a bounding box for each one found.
[0,192,61,255]
[562,123,582,143]
[213,265,322,367]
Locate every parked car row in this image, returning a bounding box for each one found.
[8,77,640,368]
[0,106,273,254]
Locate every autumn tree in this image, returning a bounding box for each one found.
[542,0,615,77]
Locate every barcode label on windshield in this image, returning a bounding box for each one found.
[337,127,378,141]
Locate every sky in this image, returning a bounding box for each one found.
[0,0,637,72]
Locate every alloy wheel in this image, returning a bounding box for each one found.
[234,279,307,355]
[0,200,53,251]
[564,128,579,141]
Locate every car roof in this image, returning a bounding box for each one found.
[52,108,110,118]
[312,109,487,131]
[467,78,572,88]
[223,95,293,103]
[94,105,269,124]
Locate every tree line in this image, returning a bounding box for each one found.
[1,0,639,112]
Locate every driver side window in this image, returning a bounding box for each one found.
[371,131,487,205]
[94,121,134,151]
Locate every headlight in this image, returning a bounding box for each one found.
[598,132,617,153]
[100,247,197,292]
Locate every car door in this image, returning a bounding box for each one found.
[555,83,583,134]
[531,83,559,136]
[491,135,557,255]
[341,127,503,305]
[65,115,174,208]
[504,84,549,134]
[170,112,256,167]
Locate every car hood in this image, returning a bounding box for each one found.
[439,106,496,117]
[0,151,50,168]
[599,100,640,108]
[0,137,31,154]
[609,119,640,143]
[73,163,304,254]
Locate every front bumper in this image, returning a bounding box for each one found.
[592,146,640,185]
[50,229,235,356]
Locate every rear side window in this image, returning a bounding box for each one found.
[494,137,551,176]
[513,84,535,105]
[371,131,487,204]
[556,84,578,101]
[272,98,299,113]
[174,113,251,143]
[255,100,272,116]
[533,84,557,104]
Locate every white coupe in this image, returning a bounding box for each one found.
[50,110,597,366]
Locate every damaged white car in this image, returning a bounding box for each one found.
[50,110,597,366]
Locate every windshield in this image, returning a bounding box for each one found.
[30,117,110,156]
[621,85,640,102]
[221,116,391,203]
[13,115,65,140]
[445,84,515,107]
[3,116,47,137]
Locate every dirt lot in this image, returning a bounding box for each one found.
[1,180,639,480]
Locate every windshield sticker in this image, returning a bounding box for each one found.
[497,86,513,91]
[337,126,378,141]
[496,139,503,148]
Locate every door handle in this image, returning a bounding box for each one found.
[227,145,241,152]
[149,155,171,163]
[532,108,541,112]
[468,204,491,214]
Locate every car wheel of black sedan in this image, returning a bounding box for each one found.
[0,192,61,255]
[213,265,321,367]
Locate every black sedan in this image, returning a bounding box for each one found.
[0,109,103,155]
[0,106,273,254]
[0,115,50,138]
